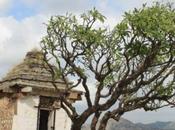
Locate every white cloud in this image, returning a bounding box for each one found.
[0,22,11,51]
[0,0,11,13]
[110,0,174,14]
[21,0,93,15]
[0,15,47,78]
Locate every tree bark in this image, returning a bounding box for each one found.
[71,123,81,130]
[91,112,101,130]
[98,112,111,130]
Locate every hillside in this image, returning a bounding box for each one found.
[82,118,175,130]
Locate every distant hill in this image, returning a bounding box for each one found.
[82,118,175,130]
[137,121,174,130]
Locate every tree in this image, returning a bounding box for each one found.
[41,3,175,130]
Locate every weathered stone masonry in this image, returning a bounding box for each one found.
[0,50,82,130]
[0,96,15,130]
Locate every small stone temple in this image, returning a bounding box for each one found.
[0,50,82,130]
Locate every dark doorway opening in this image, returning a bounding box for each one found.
[39,109,50,130]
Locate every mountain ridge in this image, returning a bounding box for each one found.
[82,118,175,130]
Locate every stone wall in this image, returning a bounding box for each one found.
[10,95,71,130]
[12,95,39,130]
[0,96,15,130]
[55,108,72,130]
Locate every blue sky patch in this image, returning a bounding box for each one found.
[7,1,37,20]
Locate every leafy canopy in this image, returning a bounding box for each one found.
[41,3,175,130]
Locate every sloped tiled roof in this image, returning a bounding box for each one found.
[0,49,66,91]
[0,49,82,100]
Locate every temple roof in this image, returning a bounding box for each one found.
[0,49,82,100]
[4,49,62,81]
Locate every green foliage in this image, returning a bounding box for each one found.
[115,3,175,62]
[41,4,175,127]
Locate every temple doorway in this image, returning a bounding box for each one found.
[39,109,50,130]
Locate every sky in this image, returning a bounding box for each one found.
[0,0,175,124]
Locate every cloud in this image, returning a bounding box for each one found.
[0,15,47,78]
[20,0,94,15]
[0,21,12,52]
[0,0,11,13]
[108,0,175,14]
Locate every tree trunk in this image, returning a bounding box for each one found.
[98,112,110,130]
[98,120,108,130]
[91,112,101,130]
[71,123,82,130]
